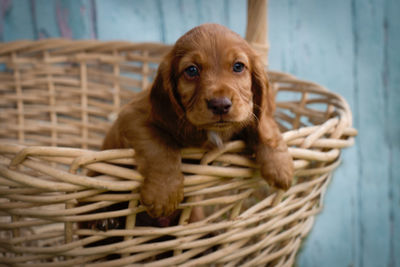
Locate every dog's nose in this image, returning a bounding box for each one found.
[207,97,232,115]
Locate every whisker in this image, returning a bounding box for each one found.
[253,103,262,113]
[251,112,260,124]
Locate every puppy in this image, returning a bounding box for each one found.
[101,23,293,219]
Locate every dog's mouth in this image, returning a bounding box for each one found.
[199,120,235,131]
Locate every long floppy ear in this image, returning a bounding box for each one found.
[249,55,293,190]
[251,56,275,119]
[150,54,185,128]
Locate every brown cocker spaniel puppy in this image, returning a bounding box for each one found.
[102,24,293,218]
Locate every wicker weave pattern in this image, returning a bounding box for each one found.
[0,39,171,149]
[0,39,356,266]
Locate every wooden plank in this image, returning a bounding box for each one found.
[159,0,246,44]
[225,0,246,37]
[30,0,96,39]
[268,0,291,71]
[33,0,59,39]
[57,0,96,39]
[0,0,11,41]
[276,1,360,266]
[385,0,400,266]
[158,0,196,44]
[96,0,163,42]
[1,0,35,41]
[193,0,226,26]
[352,1,391,267]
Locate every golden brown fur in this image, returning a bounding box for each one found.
[102,24,293,218]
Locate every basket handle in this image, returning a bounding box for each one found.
[245,0,269,65]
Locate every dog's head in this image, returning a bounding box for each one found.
[150,24,274,135]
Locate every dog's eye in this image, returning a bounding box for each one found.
[184,65,200,79]
[233,62,245,73]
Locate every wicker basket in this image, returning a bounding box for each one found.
[0,1,356,266]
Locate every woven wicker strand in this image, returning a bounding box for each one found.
[0,0,356,265]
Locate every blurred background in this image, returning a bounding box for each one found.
[1,0,398,266]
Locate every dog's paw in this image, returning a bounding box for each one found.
[140,177,184,218]
[259,149,294,190]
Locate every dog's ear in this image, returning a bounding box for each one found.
[250,56,275,119]
[248,55,293,190]
[150,54,185,126]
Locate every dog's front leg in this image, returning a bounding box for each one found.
[253,116,294,190]
[131,133,184,218]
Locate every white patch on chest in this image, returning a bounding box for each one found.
[207,130,224,148]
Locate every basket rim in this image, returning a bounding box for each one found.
[0,38,172,56]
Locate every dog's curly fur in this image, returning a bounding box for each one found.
[101,24,294,218]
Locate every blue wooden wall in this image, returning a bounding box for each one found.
[1,0,399,266]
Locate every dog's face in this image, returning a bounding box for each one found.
[174,27,254,131]
[151,24,273,134]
